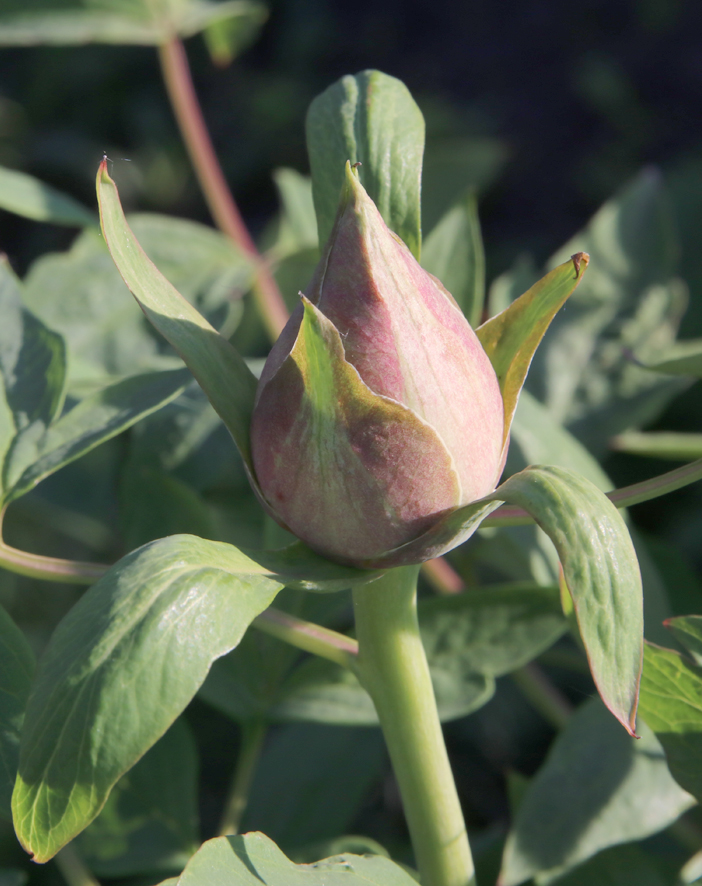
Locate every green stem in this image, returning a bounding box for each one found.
[157,37,289,340]
[510,663,572,731]
[252,607,357,668]
[4,455,702,587]
[54,845,100,886]
[483,456,702,527]
[352,566,475,886]
[218,719,267,836]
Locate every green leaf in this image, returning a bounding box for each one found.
[421,191,485,328]
[77,718,198,877]
[254,583,564,727]
[3,368,191,505]
[534,843,673,886]
[643,338,702,376]
[176,832,419,885]
[96,162,258,474]
[499,698,694,886]
[526,170,687,455]
[306,70,424,258]
[0,259,66,502]
[0,165,95,227]
[271,168,319,257]
[11,534,285,862]
[476,254,587,453]
[484,465,643,734]
[0,1,266,46]
[638,641,702,803]
[241,724,385,851]
[199,1,268,66]
[0,605,35,817]
[665,615,702,665]
[610,430,702,461]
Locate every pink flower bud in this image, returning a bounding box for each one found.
[251,164,505,567]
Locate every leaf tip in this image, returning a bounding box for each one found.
[571,251,590,278]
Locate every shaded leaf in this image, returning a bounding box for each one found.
[241,724,385,851]
[499,698,694,886]
[638,641,702,803]
[306,70,424,257]
[477,254,588,454]
[0,605,34,817]
[643,338,702,376]
[77,718,198,877]
[484,465,643,734]
[526,170,688,455]
[177,832,418,885]
[97,161,259,475]
[535,843,673,886]
[271,168,318,257]
[4,368,191,505]
[12,534,286,862]
[665,615,702,665]
[421,191,485,327]
[0,165,95,227]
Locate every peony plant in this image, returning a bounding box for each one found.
[0,32,700,886]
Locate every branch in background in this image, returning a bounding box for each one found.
[157,38,289,341]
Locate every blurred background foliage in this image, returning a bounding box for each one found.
[1,0,702,884]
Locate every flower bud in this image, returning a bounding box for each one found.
[250,163,505,567]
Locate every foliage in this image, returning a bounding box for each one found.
[0,4,700,886]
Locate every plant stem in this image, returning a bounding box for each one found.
[218,719,267,836]
[352,566,475,886]
[422,557,465,595]
[510,662,572,731]
[4,455,702,587]
[54,845,99,886]
[252,606,357,668]
[483,456,702,527]
[157,37,289,340]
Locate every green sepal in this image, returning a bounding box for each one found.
[477,254,588,454]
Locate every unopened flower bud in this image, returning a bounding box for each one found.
[251,163,505,566]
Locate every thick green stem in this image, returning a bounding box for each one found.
[352,566,475,886]
[218,719,267,836]
[157,38,289,340]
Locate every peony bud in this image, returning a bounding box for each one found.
[250,163,505,567]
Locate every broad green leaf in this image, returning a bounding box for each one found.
[0,260,66,502]
[643,338,702,376]
[0,1,266,46]
[97,162,258,473]
[77,718,198,877]
[527,170,688,455]
[610,430,702,461]
[241,724,385,851]
[119,460,216,549]
[0,165,95,227]
[3,368,191,505]
[0,605,35,817]
[484,465,643,734]
[24,215,248,396]
[476,254,588,453]
[306,70,424,257]
[638,641,702,803]
[490,391,672,648]
[177,832,418,886]
[499,698,694,886]
[421,191,485,327]
[534,843,672,886]
[665,615,702,665]
[11,534,286,862]
[290,836,391,865]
